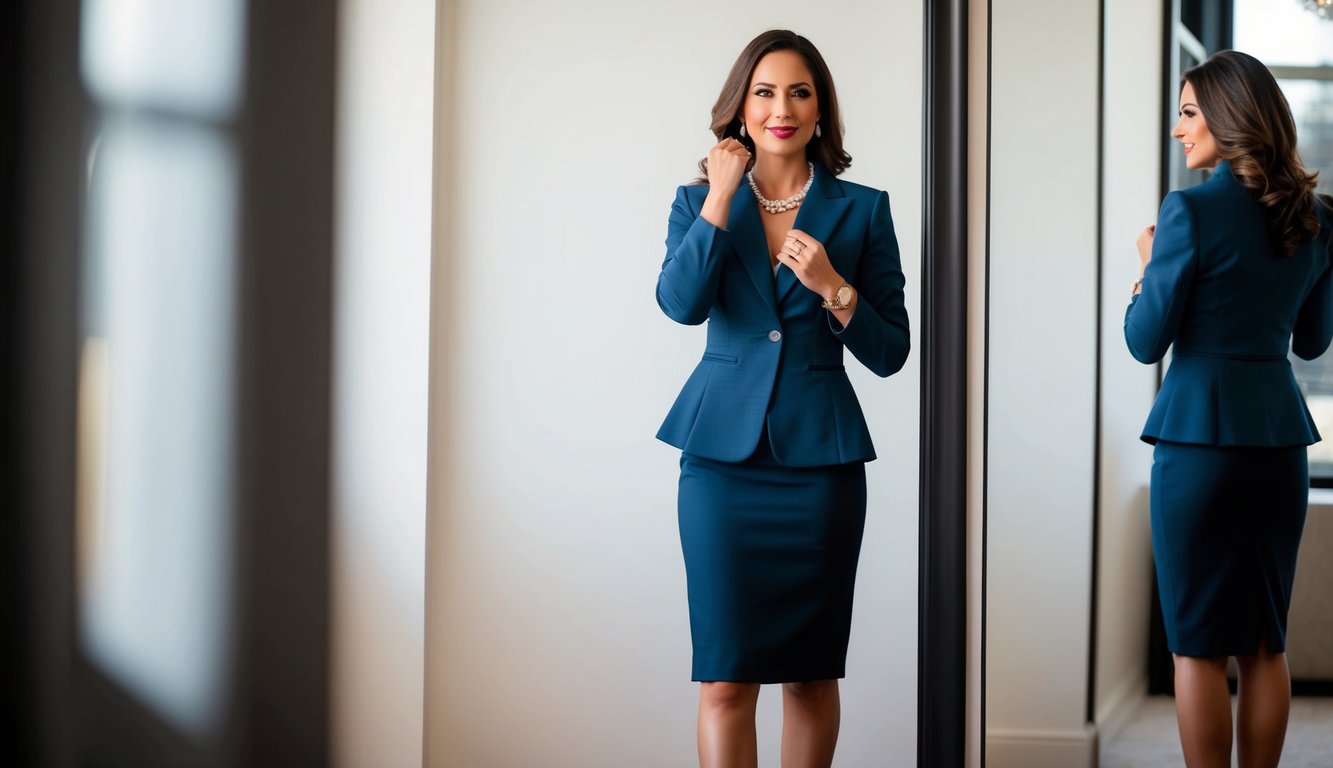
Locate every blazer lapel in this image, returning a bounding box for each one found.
[727,180,779,315]
[776,164,851,305]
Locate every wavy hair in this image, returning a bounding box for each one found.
[696,30,851,183]
[1184,50,1320,256]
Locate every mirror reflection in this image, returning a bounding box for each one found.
[985,1,1333,767]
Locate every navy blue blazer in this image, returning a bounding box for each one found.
[1125,161,1333,447]
[655,164,910,466]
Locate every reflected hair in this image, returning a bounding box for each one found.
[1321,193,1333,251]
[696,30,851,183]
[1184,50,1320,257]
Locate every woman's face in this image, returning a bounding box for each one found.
[741,50,821,162]
[1172,81,1219,170]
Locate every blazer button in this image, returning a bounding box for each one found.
[768,330,782,342]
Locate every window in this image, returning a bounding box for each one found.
[77,0,244,739]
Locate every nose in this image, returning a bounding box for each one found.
[773,93,793,119]
[1171,115,1185,140]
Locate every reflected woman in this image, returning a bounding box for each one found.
[654,29,909,768]
[1125,50,1333,768]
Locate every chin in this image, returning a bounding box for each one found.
[763,143,811,158]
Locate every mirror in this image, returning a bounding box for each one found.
[424,2,925,765]
[985,2,1333,767]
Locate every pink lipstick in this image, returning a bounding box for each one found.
[767,126,798,139]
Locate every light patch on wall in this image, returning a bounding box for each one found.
[77,117,238,739]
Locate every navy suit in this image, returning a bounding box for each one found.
[657,163,908,681]
[1125,160,1333,446]
[656,164,910,466]
[1125,160,1333,657]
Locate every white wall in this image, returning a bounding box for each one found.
[331,0,435,765]
[1094,0,1163,743]
[985,0,1102,766]
[425,1,922,765]
[983,1,1170,765]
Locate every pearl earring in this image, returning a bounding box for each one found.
[739,123,747,138]
[815,123,822,138]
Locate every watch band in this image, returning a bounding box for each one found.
[822,283,853,311]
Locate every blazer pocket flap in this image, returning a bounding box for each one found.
[702,352,738,365]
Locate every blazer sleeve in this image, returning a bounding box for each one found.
[830,190,910,377]
[1125,191,1198,364]
[1293,206,1333,360]
[656,186,731,326]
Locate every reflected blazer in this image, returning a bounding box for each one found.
[1125,160,1333,447]
[655,163,910,466]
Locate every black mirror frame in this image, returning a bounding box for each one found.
[919,0,969,765]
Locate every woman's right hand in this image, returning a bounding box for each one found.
[700,138,750,230]
[706,138,751,191]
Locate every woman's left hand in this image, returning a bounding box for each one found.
[776,229,844,303]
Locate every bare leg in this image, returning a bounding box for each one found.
[698,682,761,768]
[780,680,840,768]
[1172,654,1232,768]
[1235,641,1290,768]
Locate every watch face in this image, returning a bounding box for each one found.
[836,285,852,305]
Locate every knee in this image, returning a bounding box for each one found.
[782,679,838,703]
[1237,648,1287,675]
[700,682,760,713]
[1173,654,1229,675]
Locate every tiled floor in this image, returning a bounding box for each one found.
[1100,695,1333,767]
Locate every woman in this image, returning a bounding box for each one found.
[1125,50,1333,768]
[655,29,909,768]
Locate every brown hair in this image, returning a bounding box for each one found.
[1184,50,1320,256]
[1320,194,1333,252]
[696,30,851,183]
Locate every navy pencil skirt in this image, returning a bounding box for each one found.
[1150,440,1308,657]
[677,430,867,683]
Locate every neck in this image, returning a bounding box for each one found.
[750,155,813,198]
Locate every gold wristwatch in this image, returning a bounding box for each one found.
[822,283,854,311]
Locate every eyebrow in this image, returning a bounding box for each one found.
[751,81,813,89]
[1180,102,1199,110]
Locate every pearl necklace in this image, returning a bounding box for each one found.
[747,162,815,215]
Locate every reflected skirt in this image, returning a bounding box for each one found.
[678,431,867,682]
[1150,440,1308,657]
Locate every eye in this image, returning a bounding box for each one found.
[792,89,812,99]
[753,88,773,97]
